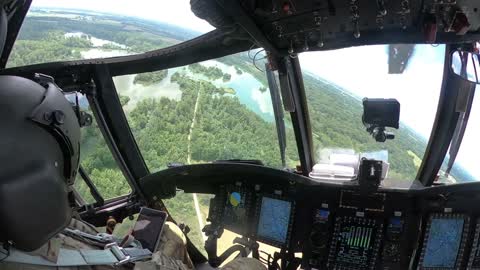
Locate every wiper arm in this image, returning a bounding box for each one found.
[445,85,476,176]
[266,63,287,168]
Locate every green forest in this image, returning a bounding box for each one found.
[6,8,470,253]
[8,31,93,67]
[129,73,284,170]
[6,10,190,67]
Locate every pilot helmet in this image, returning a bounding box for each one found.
[0,75,80,251]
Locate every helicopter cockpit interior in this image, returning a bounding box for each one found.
[2,0,480,269]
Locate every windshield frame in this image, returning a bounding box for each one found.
[297,45,448,183]
[1,4,476,200]
[295,44,478,186]
[1,43,461,188]
[1,42,462,186]
[276,55,315,175]
[417,45,478,186]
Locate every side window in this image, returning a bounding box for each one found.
[73,95,132,202]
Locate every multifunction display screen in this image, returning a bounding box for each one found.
[422,217,464,268]
[223,190,250,234]
[328,217,383,269]
[256,197,292,245]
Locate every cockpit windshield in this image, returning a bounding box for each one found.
[6,1,479,189]
[300,45,445,181]
[113,52,298,172]
[7,0,213,67]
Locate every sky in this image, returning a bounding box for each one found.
[30,0,480,180]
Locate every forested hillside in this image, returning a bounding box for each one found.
[7,8,472,252]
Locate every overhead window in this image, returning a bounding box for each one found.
[7,0,214,67]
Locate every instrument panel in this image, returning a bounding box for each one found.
[209,184,296,248]
[206,181,480,269]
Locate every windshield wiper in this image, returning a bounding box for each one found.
[266,64,287,168]
[445,85,476,176]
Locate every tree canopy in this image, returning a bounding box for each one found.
[188,63,230,81]
[134,70,168,85]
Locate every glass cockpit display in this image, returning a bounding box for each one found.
[222,190,250,234]
[468,220,480,269]
[419,214,469,269]
[328,216,383,269]
[256,196,293,246]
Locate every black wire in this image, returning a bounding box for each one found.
[247,43,257,60]
[0,243,10,263]
[258,252,267,262]
[253,49,267,72]
[259,256,269,264]
[253,49,266,62]
[259,250,273,266]
[253,61,264,72]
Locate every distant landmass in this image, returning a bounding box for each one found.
[30,7,202,41]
